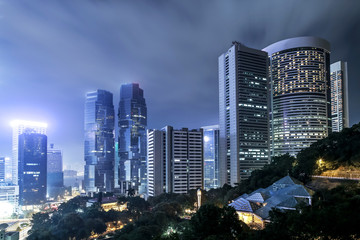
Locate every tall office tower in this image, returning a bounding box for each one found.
[147,126,203,197]
[263,37,331,157]
[218,42,269,186]
[201,125,220,190]
[118,83,147,195]
[18,132,47,205]
[84,90,115,194]
[11,120,47,185]
[147,129,166,197]
[330,61,349,132]
[47,144,64,198]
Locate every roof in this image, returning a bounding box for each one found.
[229,176,312,220]
[262,36,331,55]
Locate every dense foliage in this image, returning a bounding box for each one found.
[294,122,360,182]
[28,196,130,240]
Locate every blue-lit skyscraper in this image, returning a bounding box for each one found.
[118,83,147,195]
[18,132,47,205]
[201,125,219,190]
[84,90,115,194]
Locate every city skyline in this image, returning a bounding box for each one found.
[1,1,360,171]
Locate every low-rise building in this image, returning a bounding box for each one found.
[86,196,127,212]
[229,176,312,229]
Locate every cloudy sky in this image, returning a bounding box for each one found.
[0,0,359,171]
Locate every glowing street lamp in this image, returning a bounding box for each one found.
[197,189,202,209]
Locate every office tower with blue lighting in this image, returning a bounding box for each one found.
[147,126,203,197]
[263,36,332,157]
[118,83,147,195]
[11,120,47,185]
[18,132,47,205]
[219,42,270,186]
[201,125,219,190]
[330,61,349,132]
[47,144,64,198]
[84,90,115,194]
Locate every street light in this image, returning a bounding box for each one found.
[197,189,202,209]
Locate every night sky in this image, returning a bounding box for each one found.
[0,0,359,172]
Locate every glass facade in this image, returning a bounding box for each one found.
[47,144,63,198]
[330,61,349,132]
[219,42,270,186]
[84,90,115,193]
[263,37,331,157]
[202,125,219,190]
[118,83,147,194]
[18,132,47,205]
[11,120,47,185]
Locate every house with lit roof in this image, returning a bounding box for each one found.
[229,176,313,229]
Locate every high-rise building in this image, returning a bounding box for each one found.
[114,141,120,189]
[84,90,115,194]
[0,184,19,216]
[263,36,331,157]
[330,61,349,132]
[147,126,203,197]
[11,120,47,185]
[201,125,219,190]
[18,132,47,205]
[147,129,166,197]
[218,42,270,186]
[118,83,147,195]
[0,157,5,183]
[47,144,63,198]
[4,157,11,183]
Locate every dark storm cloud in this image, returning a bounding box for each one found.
[0,0,359,170]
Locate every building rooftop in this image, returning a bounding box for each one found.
[229,176,312,220]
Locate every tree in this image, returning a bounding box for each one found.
[56,213,86,239]
[188,204,245,239]
[85,218,107,235]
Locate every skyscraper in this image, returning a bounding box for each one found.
[11,120,47,185]
[219,42,270,186]
[147,126,203,197]
[47,144,63,198]
[0,157,5,183]
[263,36,332,157]
[201,125,219,190]
[118,83,147,195]
[147,129,165,197]
[84,90,115,194]
[18,132,47,205]
[330,61,349,132]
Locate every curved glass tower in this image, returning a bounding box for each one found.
[84,90,115,194]
[118,83,147,195]
[263,36,331,157]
